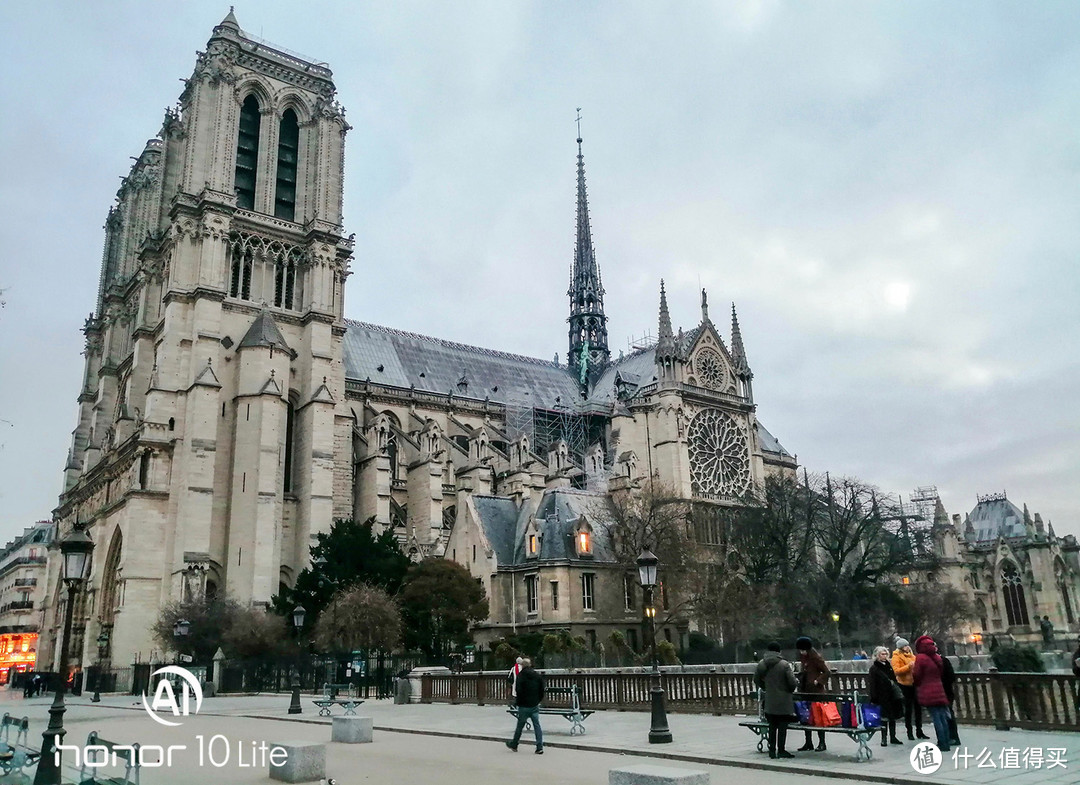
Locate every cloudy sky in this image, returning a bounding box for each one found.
[1,1,1077,545]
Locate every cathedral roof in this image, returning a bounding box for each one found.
[238,309,292,354]
[968,495,1029,542]
[472,488,619,568]
[343,321,581,410]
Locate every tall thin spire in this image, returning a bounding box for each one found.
[567,110,609,387]
[731,303,754,401]
[657,280,675,358]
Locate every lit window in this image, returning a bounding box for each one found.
[528,534,538,555]
[902,576,910,585]
[578,532,591,554]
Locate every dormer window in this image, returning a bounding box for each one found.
[578,532,591,554]
[528,534,538,556]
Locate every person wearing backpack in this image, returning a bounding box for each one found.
[754,642,798,758]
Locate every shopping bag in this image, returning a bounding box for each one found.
[794,700,811,725]
[811,701,842,727]
[862,704,882,728]
[838,700,856,728]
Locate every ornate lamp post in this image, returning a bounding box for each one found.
[831,611,842,658]
[90,631,109,703]
[35,526,94,785]
[289,605,306,714]
[636,548,672,744]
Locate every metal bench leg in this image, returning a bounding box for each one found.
[570,713,585,736]
[756,729,766,753]
[854,731,873,762]
[345,703,357,716]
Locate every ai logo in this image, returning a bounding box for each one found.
[141,666,204,727]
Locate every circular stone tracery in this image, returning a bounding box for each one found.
[687,409,751,499]
[695,348,729,391]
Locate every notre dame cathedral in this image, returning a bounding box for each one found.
[39,12,795,667]
[43,13,1077,670]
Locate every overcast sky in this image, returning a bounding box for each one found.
[1,1,1077,545]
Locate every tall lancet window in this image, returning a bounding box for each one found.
[1001,560,1029,627]
[275,109,299,221]
[235,95,261,211]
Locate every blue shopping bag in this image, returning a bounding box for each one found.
[862,704,882,728]
[794,700,811,725]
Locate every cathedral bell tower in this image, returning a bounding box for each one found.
[567,125,610,392]
[51,11,354,667]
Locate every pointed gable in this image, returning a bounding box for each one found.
[238,309,293,356]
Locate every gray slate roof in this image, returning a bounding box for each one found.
[238,310,292,353]
[344,320,791,457]
[344,321,581,410]
[969,497,1029,542]
[472,489,619,569]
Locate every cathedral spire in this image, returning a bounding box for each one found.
[567,111,609,387]
[730,303,751,375]
[657,280,675,358]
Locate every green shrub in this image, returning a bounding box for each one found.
[542,634,565,654]
[990,644,1045,673]
[658,640,681,665]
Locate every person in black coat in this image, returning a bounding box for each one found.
[754,642,798,758]
[941,655,960,746]
[868,646,904,747]
[505,658,545,754]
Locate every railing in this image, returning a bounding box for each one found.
[13,578,37,587]
[418,669,1080,732]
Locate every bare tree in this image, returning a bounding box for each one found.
[315,583,402,655]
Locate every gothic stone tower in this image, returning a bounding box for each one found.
[43,11,353,669]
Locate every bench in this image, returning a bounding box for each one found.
[79,731,140,785]
[0,713,39,778]
[738,690,879,762]
[508,685,594,736]
[313,682,364,717]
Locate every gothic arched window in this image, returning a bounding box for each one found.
[235,95,261,210]
[1000,560,1030,627]
[275,109,299,220]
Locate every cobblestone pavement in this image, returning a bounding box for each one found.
[0,690,1075,784]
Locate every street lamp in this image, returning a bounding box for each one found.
[289,605,306,714]
[970,632,983,656]
[35,526,94,785]
[91,631,109,703]
[636,548,672,744]
[831,611,841,658]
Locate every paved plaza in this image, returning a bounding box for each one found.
[0,689,1075,784]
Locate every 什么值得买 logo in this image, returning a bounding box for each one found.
[142,666,203,727]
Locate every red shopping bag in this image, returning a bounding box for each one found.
[810,701,842,727]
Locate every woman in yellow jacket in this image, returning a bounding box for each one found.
[891,638,928,740]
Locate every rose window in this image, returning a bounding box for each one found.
[695,348,729,391]
[687,409,751,499]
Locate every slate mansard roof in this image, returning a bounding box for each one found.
[342,320,791,457]
[968,496,1030,543]
[472,489,619,569]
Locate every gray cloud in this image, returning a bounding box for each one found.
[1,1,1077,542]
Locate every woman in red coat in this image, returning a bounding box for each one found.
[912,635,952,752]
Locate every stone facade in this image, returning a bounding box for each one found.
[914,492,1080,646]
[0,522,52,679]
[42,14,798,670]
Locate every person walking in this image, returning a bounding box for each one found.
[891,637,928,740]
[912,635,952,752]
[505,658,545,754]
[795,636,830,752]
[867,646,904,747]
[754,642,798,759]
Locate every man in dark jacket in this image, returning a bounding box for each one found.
[754,642,798,758]
[506,658,545,754]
